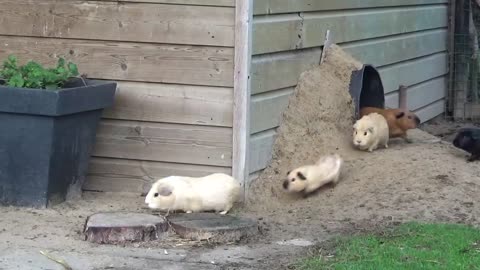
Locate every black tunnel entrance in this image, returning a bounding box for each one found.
[349,64,386,118]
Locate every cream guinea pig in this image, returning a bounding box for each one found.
[352,112,389,152]
[359,106,420,143]
[144,173,241,215]
[283,153,343,195]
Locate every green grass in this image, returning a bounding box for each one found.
[296,222,480,270]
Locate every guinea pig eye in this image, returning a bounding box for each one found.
[291,178,295,182]
[364,132,367,136]
[154,192,159,197]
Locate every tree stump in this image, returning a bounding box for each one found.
[84,212,168,244]
[167,213,258,243]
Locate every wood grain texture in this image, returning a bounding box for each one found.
[247,130,275,174]
[102,82,233,127]
[385,76,446,110]
[251,48,321,95]
[0,0,235,46]
[112,0,234,6]
[253,6,447,54]
[254,0,448,15]
[249,129,276,173]
[250,87,294,134]
[91,120,232,167]
[414,99,445,123]
[85,157,231,193]
[342,29,447,67]
[0,36,234,86]
[232,0,253,189]
[379,53,448,94]
[251,30,447,95]
[84,212,168,244]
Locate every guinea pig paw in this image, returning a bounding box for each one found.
[186,210,193,214]
[219,210,228,215]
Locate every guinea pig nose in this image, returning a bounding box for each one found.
[356,140,362,144]
[282,180,289,189]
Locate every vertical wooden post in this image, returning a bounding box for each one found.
[319,30,332,65]
[447,0,457,114]
[398,85,408,109]
[453,0,471,120]
[233,0,253,201]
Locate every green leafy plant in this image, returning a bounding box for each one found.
[0,55,79,90]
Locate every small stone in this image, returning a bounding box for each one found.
[83,212,168,244]
[167,213,258,243]
[276,238,314,247]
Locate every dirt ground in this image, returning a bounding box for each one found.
[2,45,480,269]
[242,44,480,245]
[420,116,480,143]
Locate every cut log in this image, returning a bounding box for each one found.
[167,213,258,243]
[84,212,168,244]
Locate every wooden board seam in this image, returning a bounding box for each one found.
[232,0,253,198]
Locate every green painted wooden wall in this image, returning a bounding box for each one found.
[248,0,449,180]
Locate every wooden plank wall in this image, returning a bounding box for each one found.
[0,0,235,193]
[248,0,449,178]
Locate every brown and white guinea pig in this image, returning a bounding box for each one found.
[353,112,389,152]
[144,173,241,215]
[359,107,420,143]
[283,153,343,195]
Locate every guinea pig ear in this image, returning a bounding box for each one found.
[367,127,374,133]
[157,186,172,197]
[395,112,405,119]
[297,171,307,180]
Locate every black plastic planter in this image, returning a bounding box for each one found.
[348,64,386,118]
[0,78,116,208]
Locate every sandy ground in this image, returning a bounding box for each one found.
[243,45,480,244]
[2,45,480,269]
[243,128,480,243]
[420,116,480,143]
[0,192,306,269]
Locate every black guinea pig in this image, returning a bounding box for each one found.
[452,127,480,162]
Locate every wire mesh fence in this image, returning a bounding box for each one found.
[449,0,480,121]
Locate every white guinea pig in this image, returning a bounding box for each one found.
[144,173,241,215]
[283,153,343,195]
[353,112,389,152]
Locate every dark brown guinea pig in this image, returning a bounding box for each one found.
[359,107,421,143]
[453,127,480,162]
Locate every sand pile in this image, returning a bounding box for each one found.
[247,44,364,207]
[244,45,480,242]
